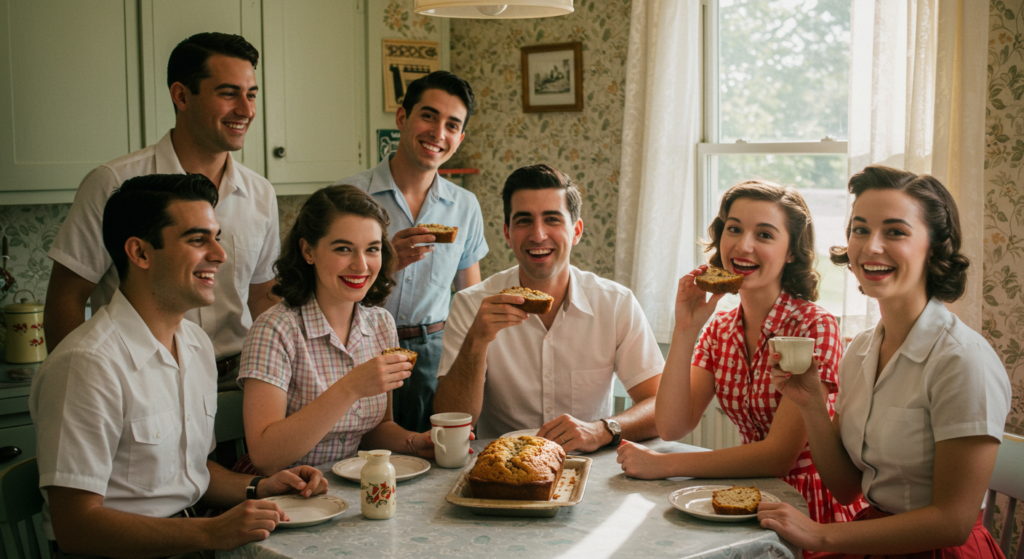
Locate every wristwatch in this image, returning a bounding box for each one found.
[246,476,265,500]
[600,418,622,447]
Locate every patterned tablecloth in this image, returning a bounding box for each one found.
[219,439,807,559]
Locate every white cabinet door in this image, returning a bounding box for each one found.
[0,0,141,204]
[262,0,367,189]
[138,0,265,174]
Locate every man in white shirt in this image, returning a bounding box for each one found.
[31,174,326,557]
[45,32,280,390]
[434,164,664,451]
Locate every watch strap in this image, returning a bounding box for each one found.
[246,476,265,500]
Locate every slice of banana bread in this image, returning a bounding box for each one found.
[500,286,554,314]
[381,347,418,369]
[711,485,761,515]
[695,267,744,294]
[417,223,458,243]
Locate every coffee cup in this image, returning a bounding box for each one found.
[769,336,815,374]
[430,412,472,468]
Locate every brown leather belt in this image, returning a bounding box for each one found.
[216,353,241,378]
[396,320,445,340]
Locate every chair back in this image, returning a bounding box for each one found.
[210,391,247,468]
[0,458,49,559]
[984,433,1024,559]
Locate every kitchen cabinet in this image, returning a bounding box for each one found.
[262,0,367,192]
[0,0,143,205]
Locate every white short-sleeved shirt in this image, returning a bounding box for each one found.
[438,265,665,438]
[48,130,280,358]
[837,298,1011,514]
[30,289,218,536]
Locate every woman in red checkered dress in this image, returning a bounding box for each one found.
[617,179,868,524]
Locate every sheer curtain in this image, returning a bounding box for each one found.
[614,0,701,342]
[844,0,987,337]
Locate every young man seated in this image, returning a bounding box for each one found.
[433,164,664,452]
[30,174,326,557]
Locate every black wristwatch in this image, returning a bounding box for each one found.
[246,476,265,500]
[601,418,622,447]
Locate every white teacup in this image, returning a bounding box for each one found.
[769,336,815,374]
[430,412,472,468]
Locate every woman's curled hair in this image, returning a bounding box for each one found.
[272,185,397,308]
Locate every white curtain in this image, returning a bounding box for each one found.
[615,0,701,342]
[844,0,988,336]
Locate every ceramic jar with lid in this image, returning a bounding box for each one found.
[4,290,46,364]
[359,450,396,519]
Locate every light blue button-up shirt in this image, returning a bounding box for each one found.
[336,157,488,327]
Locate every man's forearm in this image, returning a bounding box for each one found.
[613,396,659,442]
[199,460,252,509]
[44,262,96,352]
[433,334,489,422]
[247,280,280,320]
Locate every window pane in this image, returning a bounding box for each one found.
[718,0,851,143]
[710,153,848,316]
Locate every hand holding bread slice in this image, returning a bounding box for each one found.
[382,347,417,369]
[417,223,458,243]
[500,286,554,314]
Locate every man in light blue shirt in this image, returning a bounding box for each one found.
[335,71,487,432]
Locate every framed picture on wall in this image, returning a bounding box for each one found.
[383,39,441,112]
[521,42,583,113]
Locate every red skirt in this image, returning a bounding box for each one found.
[805,506,1004,559]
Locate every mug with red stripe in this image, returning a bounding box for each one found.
[430,412,472,468]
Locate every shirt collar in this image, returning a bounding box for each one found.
[366,154,453,204]
[107,288,201,372]
[896,298,952,363]
[299,297,372,341]
[762,291,801,335]
[154,130,247,199]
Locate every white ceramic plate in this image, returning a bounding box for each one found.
[668,485,779,522]
[500,428,539,438]
[264,494,348,528]
[331,455,431,483]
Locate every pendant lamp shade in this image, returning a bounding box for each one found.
[413,0,573,19]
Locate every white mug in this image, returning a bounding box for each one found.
[769,336,815,374]
[430,412,472,468]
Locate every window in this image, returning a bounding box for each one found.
[698,0,852,315]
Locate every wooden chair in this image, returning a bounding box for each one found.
[0,458,48,559]
[210,391,247,469]
[984,433,1024,559]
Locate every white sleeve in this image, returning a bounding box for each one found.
[32,350,122,496]
[47,166,120,283]
[612,291,665,391]
[929,341,1012,443]
[250,190,280,285]
[436,289,479,378]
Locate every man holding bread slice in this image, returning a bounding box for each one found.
[435,164,664,452]
[335,72,488,434]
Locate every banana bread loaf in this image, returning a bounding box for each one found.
[468,436,566,501]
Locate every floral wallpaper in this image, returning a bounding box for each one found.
[985,0,1024,551]
[447,0,631,280]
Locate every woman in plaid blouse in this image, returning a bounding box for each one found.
[617,179,867,524]
[237,185,436,474]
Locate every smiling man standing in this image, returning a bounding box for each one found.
[336,71,488,433]
[434,164,664,453]
[45,32,280,390]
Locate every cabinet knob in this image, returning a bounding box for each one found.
[273,146,286,158]
[0,446,22,461]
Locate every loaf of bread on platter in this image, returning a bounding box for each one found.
[694,267,744,295]
[468,436,566,501]
[417,223,458,243]
[500,286,554,314]
[711,485,761,515]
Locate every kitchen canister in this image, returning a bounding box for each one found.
[359,449,396,519]
[5,290,46,364]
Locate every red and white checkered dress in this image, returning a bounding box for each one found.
[693,292,869,523]
[239,298,397,467]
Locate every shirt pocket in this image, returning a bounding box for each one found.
[428,239,464,288]
[128,409,182,490]
[230,234,263,292]
[570,365,615,421]
[881,407,929,467]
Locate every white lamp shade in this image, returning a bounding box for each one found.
[413,0,573,19]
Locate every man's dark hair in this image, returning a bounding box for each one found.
[103,174,219,281]
[167,32,259,95]
[501,164,582,225]
[401,71,476,131]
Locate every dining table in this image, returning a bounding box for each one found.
[219,438,808,559]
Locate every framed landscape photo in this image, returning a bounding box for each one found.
[521,42,583,113]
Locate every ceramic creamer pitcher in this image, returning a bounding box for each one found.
[359,450,396,519]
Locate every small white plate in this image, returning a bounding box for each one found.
[331,455,431,482]
[264,494,348,528]
[500,428,540,438]
[668,485,779,522]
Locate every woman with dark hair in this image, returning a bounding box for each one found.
[617,179,867,524]
[237,185,435,475]
[759,166,1010,557]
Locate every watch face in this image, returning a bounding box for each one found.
[605,418,621,435]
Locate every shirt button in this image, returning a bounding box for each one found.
[406,277,412,282]
[156,431,161,438]
[546,407,553,413]
[545,373,552,379]
[401,315,407,320]
[186,415,191,422]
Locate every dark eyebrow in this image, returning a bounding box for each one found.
[181,227,214,237]
[850,216,913,228]
[329,239,382,246]
[214,84,259,92]
[420,104,464,126]
[725,216,779,232]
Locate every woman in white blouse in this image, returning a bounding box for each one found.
[759,165,1011,558]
